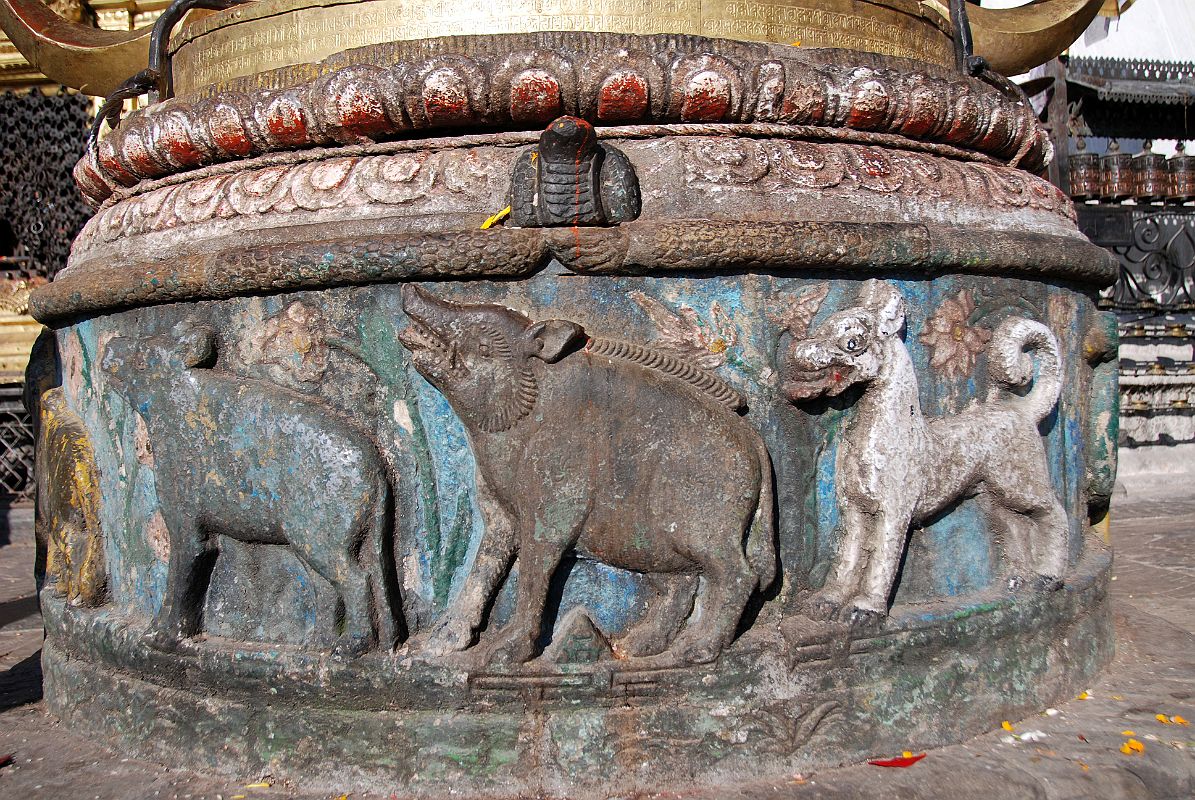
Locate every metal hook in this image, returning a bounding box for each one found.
[88,0,250,150]
[950,0,988,77]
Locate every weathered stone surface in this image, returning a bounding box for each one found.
[32,34,1117,794]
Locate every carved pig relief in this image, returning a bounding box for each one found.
[398,285,776,665]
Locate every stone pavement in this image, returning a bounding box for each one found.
[0,487,1193,799]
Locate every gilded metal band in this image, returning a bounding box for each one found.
[31,221,1116,323]
[168,0,955,95]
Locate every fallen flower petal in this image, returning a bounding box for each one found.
[244,783,272,789]
[1122,730,1136,736]
[868,753,926,767]
[1020,730,1049,742]
[1001,721,1014,732]
[1156,714,1172,724]
[1078,691,1090,700]
[1173,715,1190,725]
[0,753,12,770]
[1078,734,1088,743]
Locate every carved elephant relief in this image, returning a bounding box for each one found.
[101,322,400,655]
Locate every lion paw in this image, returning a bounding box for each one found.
[804,594,845,621]
[844,605,886,627]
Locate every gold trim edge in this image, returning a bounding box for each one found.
[170,0,956,96]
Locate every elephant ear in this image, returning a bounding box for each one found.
[525,319,586,363]
[171,321,217,368]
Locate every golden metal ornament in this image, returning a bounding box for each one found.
[0,0,1105,95]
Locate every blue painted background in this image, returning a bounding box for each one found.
[60,271,1103,647]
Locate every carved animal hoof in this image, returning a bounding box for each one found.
[143,627,183,653]
[331,633,375,659]
[615,627,671,659]
[845,606,886,627]
[482,634,539,666]
[674,640,721,666]
[423,619,475,656]
[1032,574,1064,593]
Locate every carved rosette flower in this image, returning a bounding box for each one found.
[629,291,737,370]
[254,302,330,386]
[919,290,991,380]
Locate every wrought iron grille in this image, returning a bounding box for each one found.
[1081,205,1195,446]
[0,384,35,502]
[1088,208,1195,311]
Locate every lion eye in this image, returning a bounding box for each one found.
[844,337,861,353]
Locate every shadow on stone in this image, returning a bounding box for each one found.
[0,649,43,712]
[0,594,39,630]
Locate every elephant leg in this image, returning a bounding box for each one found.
[297,526,377,656]
[150,519,213,647]
[617,573,698,658]
[670,551,755,665]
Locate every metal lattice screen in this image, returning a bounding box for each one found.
[0,384,35,501]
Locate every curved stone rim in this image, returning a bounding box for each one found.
[30,221,1118,324]
[40,547,1113,793]
[42,545,1112,708]
[76,31,1050,207]
[68,128,1076,259]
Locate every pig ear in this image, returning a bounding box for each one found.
[526,320,585,363]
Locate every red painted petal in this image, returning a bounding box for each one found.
[867,753,926,768]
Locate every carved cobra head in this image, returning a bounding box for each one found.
[782,279,906,402]
[398,284,584,433]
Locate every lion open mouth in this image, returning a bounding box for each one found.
[782,366,855,401]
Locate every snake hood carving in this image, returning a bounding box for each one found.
[398,284,776,666]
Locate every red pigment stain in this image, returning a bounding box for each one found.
[846,80,888,129]
[899,92,938,138]
[597,72,649,121]
[209,107,253,156]
[159,122,203,167]
[337,86,389,138]
[681,71,732,121]
[423,72,471,125]
[859,154,889,178]
[510,71,562,123]
[266,99,309,146]
[122,132,162,178]
[97,144,136,185]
